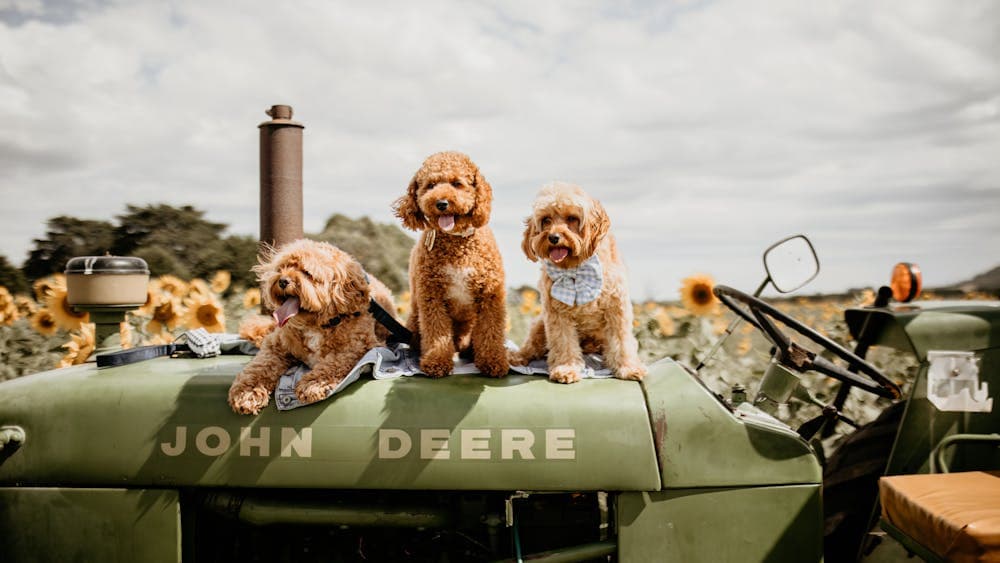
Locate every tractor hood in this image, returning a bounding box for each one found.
[0,356,662,491]
[846,300,1000,359]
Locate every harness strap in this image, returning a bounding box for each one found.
[369,298,412,344]
[97,343,187,367]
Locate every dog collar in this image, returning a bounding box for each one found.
[322,310,363,330]
[545,254,603,306]
[423,226,475,251]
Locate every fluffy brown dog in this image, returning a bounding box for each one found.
[392,151,509,378]
[228,239,397,414]
[511,181,646,384]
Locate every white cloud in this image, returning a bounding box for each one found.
[0,0,997,300]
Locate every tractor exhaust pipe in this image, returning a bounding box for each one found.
[258,104,304,254]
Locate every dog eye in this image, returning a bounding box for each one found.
[567,216,580,225]
[451,180,462,188]
[540,217,552,227]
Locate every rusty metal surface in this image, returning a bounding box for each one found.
[258,104,304,253]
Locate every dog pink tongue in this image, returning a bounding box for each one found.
[438,215,455,232]
[273,297,300,328]
[549,247,569,263]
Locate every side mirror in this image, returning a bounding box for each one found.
[763,235,819,293]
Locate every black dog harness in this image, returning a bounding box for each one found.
[320,299,410,344]
[367,298,412,343]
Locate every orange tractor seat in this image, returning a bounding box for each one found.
[879,471,1000,562]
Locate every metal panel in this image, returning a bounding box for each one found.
[642,359,822,488]
[0,487,180,563]
[844,302,1000,476]
[0,357,660,491]
[616,485,822,562]
[846,301,1000,360]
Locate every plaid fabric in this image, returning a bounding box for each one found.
[179,328,221,358]
[545,255,603,306]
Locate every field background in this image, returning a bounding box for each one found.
[4,267,993,454]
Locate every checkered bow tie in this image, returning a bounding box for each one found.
[545,255,603,306]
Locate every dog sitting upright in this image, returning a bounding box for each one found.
[228,239,397,414]
[392,151,509,378]
[511,181,646,384]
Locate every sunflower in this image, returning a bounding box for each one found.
[143,331,176,346]
[396,290,412,319]
[680,274,718,316]
[119,321,134,349]
[31,308,59,336]
[0,286,19,326]
[210,270,232,294]
[15,295,38,316]
[33,274,65,302]
[242,287,261,310]
[136,285,159,317]
[654,307,676,337]
[518,288,541,316]
[153,275,189,297]
[187,278,212,299]
[184,294,226,333]
[59,323,96,367]
[146,298,185,334]
[44,286,89,331]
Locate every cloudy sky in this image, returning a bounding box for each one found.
[1,0,997,300]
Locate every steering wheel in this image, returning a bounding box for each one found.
[713,285,901,400]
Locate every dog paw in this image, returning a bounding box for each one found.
[295,379,335,405]
[508,350,530,367]
[420,354,454,378]
[228,385,270,415]
[616,363,647,381]
[549,365,582,384]
[477,357,509,378]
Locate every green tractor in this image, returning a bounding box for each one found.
[1,109,997,562]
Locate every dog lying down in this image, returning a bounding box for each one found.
[228,239,398,415]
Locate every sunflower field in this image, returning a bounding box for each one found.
[0,271,994,450]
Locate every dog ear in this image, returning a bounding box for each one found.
[469,168,493,228]
[521,216,539,262]
[299,247,333,285]
[329,259,369,312]
[393,178,427,231]
[583,198,611,256]
[343,260,369,303]
[251,246,278,308]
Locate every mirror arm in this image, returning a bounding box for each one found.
[752,276,771,298]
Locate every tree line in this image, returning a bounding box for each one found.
[0,204,413,295]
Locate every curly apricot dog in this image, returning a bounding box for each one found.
[392,151,509,378]
[228,239,397,414]
[512,181,646,384]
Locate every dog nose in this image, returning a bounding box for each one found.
[278,278,290,289]
[435,200,449,211]
[548,234,561,244]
